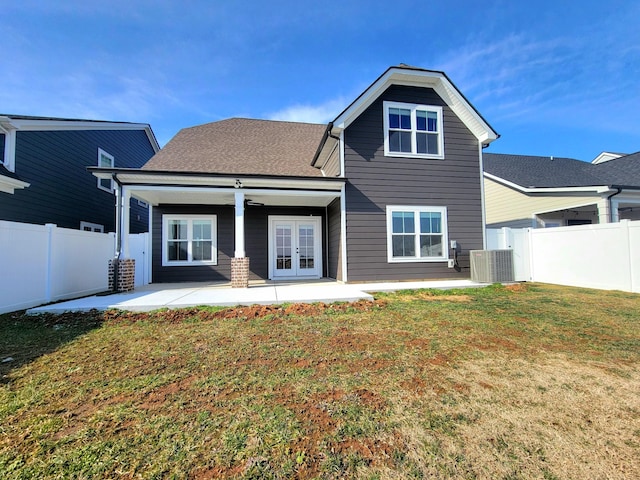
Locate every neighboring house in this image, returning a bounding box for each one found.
[91,65,499,284]
[0,115,159,233]
[484,152,640,228]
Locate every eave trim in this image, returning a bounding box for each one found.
[484,172,613,194]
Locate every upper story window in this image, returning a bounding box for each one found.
[97,148,114,192]
[383,101,444,159]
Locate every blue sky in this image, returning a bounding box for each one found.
[2,0,639,161]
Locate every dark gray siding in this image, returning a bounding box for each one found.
[344,85,484,281]
[327,197,342,280]
[152,204,327,283]
[0,129,155,233]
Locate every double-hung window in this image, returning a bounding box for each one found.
[162,215,217,266]
[386,206,448,262]
[97,148,115,192]
[383,101,444,159]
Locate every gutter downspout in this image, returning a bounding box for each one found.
[112,174,123,292]
[607,187,622,223]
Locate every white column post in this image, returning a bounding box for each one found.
[597,197,613,224]
[147,204,153,284]
[122,186,131,258]
[234,191,245,258]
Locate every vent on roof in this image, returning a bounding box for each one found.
[470,250,514,283]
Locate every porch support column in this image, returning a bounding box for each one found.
[232,190,250,288]
[109,183,135,292]
[597,197,613,224]
[234,191,245,257]
[122,186,131,258]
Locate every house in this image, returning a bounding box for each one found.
[90,65,499,286]
[0,115,159,233]
[484,152,640,228]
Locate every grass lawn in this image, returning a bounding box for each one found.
[1,283,639,479]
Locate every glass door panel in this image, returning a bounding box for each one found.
[275,224,293,274]
[298,224,315,271]
[271,217,321,279]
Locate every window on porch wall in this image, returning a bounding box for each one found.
[162,215,217,266]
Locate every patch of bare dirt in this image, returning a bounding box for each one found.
[275,387,392,478]
[504,283,528,293]
[102,299,386,324]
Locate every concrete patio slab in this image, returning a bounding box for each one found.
[27,279,486,314]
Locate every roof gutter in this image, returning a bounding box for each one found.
[310,122,338,167]
[112,173,124,293]
[607,187,622,222]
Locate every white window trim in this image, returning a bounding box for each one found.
[386,205,449,263]
[0,127,17,172]
[383,101,445,159]
[162,214,217,266]
[80,221,104,233]
[97,148,115,193]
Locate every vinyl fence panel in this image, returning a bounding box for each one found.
[0,221,149,314]
[488,220,640,293]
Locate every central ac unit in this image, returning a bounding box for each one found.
[470,250,515,283]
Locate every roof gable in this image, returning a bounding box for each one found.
[331,65,498,144]
[142,118,326,177]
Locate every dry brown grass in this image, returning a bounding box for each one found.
[1,283,639,479]
[402,355,638,479]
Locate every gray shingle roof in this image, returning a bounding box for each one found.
[592,151,640,186]
[0,113,142,124]
[142,118,326,177]
[484,152,640,188]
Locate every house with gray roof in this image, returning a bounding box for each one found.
[0,115,159,233]
[91,65,499,286]
[484,152,640,228]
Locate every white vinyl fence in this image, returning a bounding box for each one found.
[0,221,149,314]
[487,220,640,293]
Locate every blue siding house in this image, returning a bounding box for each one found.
[0,115,159,233]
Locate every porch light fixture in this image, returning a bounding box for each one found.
[235,179,242,188]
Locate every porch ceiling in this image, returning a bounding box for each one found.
[92,169,345,207]
[129,187,340,207]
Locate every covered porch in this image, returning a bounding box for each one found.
[534,189,640,228]
[91,169,345,288]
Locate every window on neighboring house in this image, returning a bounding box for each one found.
[383,101,444,159]
[386,206,448,262]
[97,148,115,192]
[162,215,217,266]
[80,221,104,233]
[0,133,5,166]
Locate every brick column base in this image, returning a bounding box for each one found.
[231,257,250,288]
[108,258,136,292]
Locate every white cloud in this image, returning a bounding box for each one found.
[267,97,348,124]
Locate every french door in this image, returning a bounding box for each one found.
[269,216,322,279]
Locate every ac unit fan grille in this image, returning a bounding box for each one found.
[470,250,515,283]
